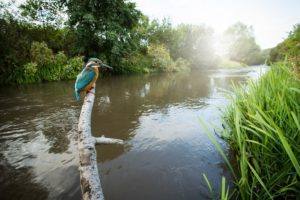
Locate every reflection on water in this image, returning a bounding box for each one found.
[0,66,266,200]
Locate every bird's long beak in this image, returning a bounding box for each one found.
[100,63,113,70]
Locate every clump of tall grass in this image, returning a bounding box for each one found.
[220,62,300,199]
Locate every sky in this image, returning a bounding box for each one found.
[132,0,300,49]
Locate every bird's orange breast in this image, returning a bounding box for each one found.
[83,67,99,92]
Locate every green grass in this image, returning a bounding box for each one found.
[203,174,230,200]
[203,62,300,199]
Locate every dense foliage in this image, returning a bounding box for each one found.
[270,24,300,68]
[0,1,267,85]
[22,42,83,84]
[64,0,143,70]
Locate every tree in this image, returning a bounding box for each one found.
[224,22,254,44]
[20,0,64,27]
[223,22,264,65]
[63,0,142,70]
[174,24,215,67]
[148,20,216,68]
[148,18,174,51]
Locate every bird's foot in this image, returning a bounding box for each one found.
[87,90,95,95]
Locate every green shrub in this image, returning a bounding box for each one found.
[173,57,190,72]
[120,51,152,74]
[30,41,54,67]
[29,41,57,81]
[148,43,174,72]
[20,42,82,83]
[61,56,83,80]
[23,62,39,83]
[55,51,68,66]
[116,45,191,74]
[270,24,300,63]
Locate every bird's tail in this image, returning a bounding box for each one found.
[75,90,80,100]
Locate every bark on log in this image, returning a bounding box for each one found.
[94,136,124,145]
[78,84,123,200]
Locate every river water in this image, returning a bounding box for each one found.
[0,66,266,200]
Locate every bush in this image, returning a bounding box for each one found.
[173,57,190,72]
[61,56,83,80]
[120,51,152,73]
[31,41,54,67]
[147,43,190,72]
[270,24,300,63]
[55,51,68,66]
[23,62,39,83]
[19,42,83,83]
[0,16,78,85]
[148,43,174,71]
[119,46,190,74]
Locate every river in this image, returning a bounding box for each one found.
[0,66,266,200]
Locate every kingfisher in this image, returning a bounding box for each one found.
[75,57,112,100]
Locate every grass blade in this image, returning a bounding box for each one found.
[203,174,214,199]
[247,161,273,199]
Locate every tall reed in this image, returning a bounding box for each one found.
[221,63,300,199]
[202,63,300,199]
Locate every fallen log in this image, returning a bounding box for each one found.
[78,84,123,200]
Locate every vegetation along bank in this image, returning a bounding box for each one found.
[218,24,300,199]
[0,1,267,85]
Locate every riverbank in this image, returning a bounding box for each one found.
[223,61,300,199]
[1,52,252,86]
[0,41,191,85]
[215,57,247,68]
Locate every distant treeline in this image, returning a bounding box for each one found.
[0,0,268,85]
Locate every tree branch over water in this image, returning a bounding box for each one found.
[78,84,123,200]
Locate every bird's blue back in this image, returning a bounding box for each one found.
[75,66,96,92]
